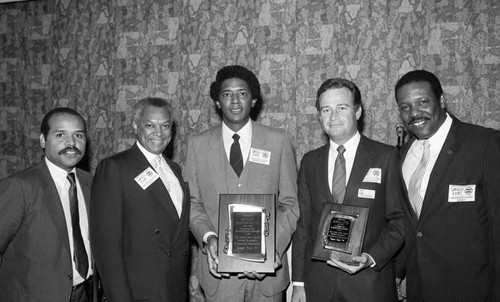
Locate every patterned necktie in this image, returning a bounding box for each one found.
[332,145,346,204]
[408,140,430,217]
[67,172,89,279]
[230,133,243,177]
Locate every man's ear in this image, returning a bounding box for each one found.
[40,134,46,148]
[251,99,257,108]
[215,101,222,109]
[439,94,446,109]
[355,106,363,120]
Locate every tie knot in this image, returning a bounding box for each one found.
[337,145,346,155]
[422,140,430,150]
[67,172,76,185]
[232,133,240,142]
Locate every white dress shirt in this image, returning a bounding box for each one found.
[402,113,453,198]
[328,132,361,193]
[45,157,92,286]
[137,142,183,217]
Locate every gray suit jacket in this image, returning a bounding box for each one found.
[0,161,92,302]
[184,121,299,297]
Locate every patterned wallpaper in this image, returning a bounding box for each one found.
[1,0,500,300]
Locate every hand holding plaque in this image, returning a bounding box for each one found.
[312,203,369,265]
[217,194,276,273]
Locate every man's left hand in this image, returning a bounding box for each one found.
[237,251,282,280]
[326,252,374,275]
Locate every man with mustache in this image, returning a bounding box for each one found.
[395,70,500,302]
[0,107,96,302]
[90,97,190,302]
[184,65,299,301]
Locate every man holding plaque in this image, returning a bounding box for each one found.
[184,65,299,302]
[292,78,405,302]
[395,70,500,302]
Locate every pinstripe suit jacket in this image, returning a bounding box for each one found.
[0,161,92,302]
[397,118,500,302]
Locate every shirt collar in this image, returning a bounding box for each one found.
[136,141,162,164]
[45,157,76,182]
[329,131,361,153]
[222,119,252,143]
[425,113,453,151]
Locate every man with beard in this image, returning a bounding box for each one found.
[395,70,500,302]
[90,97,190,302]
[0,107,95,302]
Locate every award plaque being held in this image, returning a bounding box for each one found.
[312,203,369,265]
[217,194,276,273]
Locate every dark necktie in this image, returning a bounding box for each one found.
[332,145,346,203]
[67,172,89,279]
[230,133,243,177]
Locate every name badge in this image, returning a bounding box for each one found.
[134,167,159,190]
[448,185,475,202]
[249,148,271,165]
[358,189,376,199]
[362,168,382,184]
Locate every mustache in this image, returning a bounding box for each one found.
[58,147,82,155]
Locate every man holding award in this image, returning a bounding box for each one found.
[184,65,299,302]
[292,78,405,302]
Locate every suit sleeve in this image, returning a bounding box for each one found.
[89,159,134,302]
[291,155,311,282]
[184,137,216,246]
[484,131,500,300]
[365,147,405,270]
[275,134,300,257]
[0,177,25,267]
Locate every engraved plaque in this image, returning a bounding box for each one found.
[218,194,276,273]
[312,203,369,265]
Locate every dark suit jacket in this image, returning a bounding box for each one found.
[0,162,93,302]
[90,143,190,302]
[397,119,500,302]
[292,135,404,302]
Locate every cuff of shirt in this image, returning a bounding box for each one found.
[366,253,376,267]
[292,282,304,286]
[203,231,218,244]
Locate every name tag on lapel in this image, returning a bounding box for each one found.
[362,168,382,184]
[249,148,271,165]
[358,189,376,199]
[134,167,159,190]
[448,185,475,202]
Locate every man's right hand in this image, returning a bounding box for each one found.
[206,235,229,278]
[291,286,306,302]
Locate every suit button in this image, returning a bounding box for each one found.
[416,232,423,237]
[167,252,171,257]
[238,183,242,187]
[183,252,187,256]
[154,229,160,234]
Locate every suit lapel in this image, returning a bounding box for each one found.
[164,157,189,245]
[344,136,372,204]
[400,139,419,225]
[420,120,461,218]
[130,145,180,224]
[40,162,71,255]
[314,143,335,202]
[244,122,267,190]
[207,126,230,192]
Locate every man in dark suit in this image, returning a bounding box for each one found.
[90,97,190,302]
[395,69,500,302]
[184,65,299,301]
[292,78,405,302]
[0,107,95,302]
